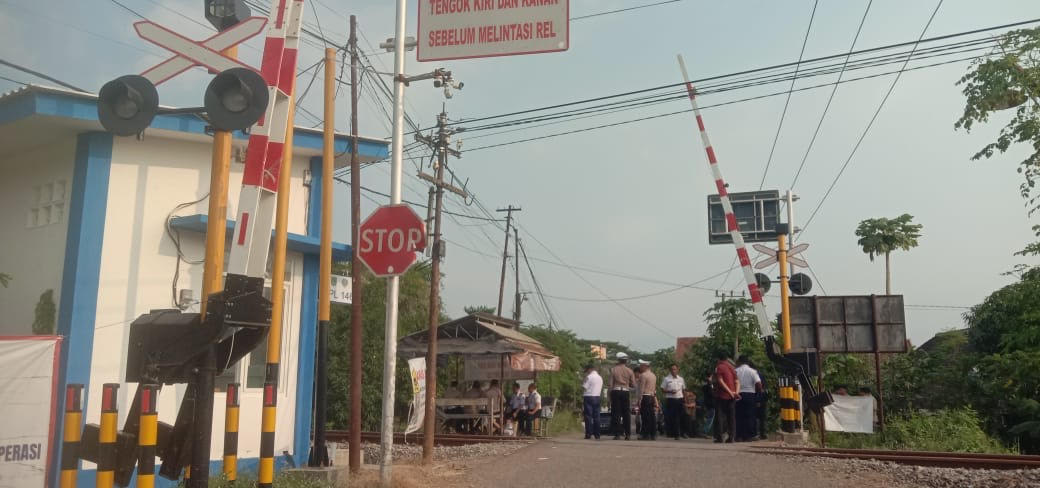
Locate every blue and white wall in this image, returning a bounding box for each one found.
[0,87,388,487]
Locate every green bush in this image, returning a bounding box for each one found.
[825,407,1010,453]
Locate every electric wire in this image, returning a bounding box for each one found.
[798,0,946,239]
[461,53,988,153]
[789,0,874,190]
[758,0,818,190]
[571,0,683,21]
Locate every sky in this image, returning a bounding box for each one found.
[2,0,1038,352]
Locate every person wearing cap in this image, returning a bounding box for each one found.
[582,364,604,440]
[609,352,636,440]
[637,361,658,440]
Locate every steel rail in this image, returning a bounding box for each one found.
[754,446,1040,470]
[325,431,529,446]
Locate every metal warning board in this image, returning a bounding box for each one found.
[789,295,908,353]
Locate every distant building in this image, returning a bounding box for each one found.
[675,336,703,361]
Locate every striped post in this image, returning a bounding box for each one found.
[677,56,773,338]
[259,380,278,487]
[97,383,119,488]
[223,383,240,481]
[59,384,84,488]
[780,378,798,433]
[137,384,159,488]
[792,380,803,431]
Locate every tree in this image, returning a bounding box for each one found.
[32,289,56,335]
[955,27,1040,214]
[520,325,593,409]
[0,273,10,288]
[703,298,761,359]
[326,261,435,431]
[463,305,496,315]
[964,268,1040,452]
[855,214,923,294]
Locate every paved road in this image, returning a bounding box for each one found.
[465,433,893,488]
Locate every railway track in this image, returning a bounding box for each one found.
[324,431,529,446]
[753,445,1040,470]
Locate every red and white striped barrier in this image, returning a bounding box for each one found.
[677,55,772,338]
[229,0,305,279]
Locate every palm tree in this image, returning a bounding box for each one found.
[855,214,923,294]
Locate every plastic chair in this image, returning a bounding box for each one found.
[536,396,558,437]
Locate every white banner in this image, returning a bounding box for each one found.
[0,337,61,488]
[406,358,427,434]
[417,0,569,62]
[823,394,875,433]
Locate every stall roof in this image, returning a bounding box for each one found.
[397,313,555,360]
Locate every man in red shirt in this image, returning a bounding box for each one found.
[712,350,739,443]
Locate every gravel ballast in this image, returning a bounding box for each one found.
[796,455,1040,488]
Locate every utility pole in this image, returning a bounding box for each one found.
[415,108,465,465]
[309,45,336,469]
[715,290,746,359]
[496,206,521,317]
[347,14,363,475]
[512,227,521,322]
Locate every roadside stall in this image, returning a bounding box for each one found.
[397,313,561,435]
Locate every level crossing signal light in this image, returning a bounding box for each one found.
[789,272,812,295]
[98,0,268,136]
[755,272,772,294]
[97,75,160,137]
[204,67,269,132]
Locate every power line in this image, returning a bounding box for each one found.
[799,0,946,238]
[758,0,818,190]
[458,35,1000,138]
[459,53,985,151]
[789,0,874,190]
[515,222,678,339]
[571,0,683,21]
[461,53,986,153]
[540,266,736,302]
[0,58,85,92]
[430,17,1039,133]
[331,175,502,222]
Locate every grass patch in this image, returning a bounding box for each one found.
[825,407,1011,454]
[547,408,582,436]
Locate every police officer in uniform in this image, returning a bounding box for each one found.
[609,352,636,440]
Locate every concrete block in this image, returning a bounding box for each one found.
[780,431,810,446]
[283,466,340,485]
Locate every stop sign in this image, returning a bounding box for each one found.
[357,204,427,277]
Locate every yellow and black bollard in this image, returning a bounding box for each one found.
[259,380,277,487]
[60,384,84,488]
[137,384,159,488]
[223,383,240,482]
[792,381,802,431]
[779,377,797,433]
[97,383,119,488]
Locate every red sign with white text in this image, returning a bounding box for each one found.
[417,0,569,62]
[357,205,427,277]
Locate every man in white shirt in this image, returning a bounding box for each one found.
[734,355,762,441]
[582,364,604,439]
[661,363,686,440]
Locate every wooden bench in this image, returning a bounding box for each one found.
[436,398,494,434]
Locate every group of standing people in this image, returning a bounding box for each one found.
[581,351,769,443]
[711,351,768,443]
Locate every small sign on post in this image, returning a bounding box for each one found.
[417,0,570,62]
[330,274,352,304]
